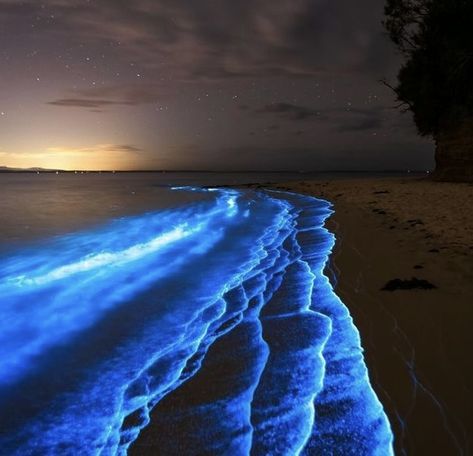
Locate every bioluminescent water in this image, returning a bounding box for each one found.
[0,184,393,455]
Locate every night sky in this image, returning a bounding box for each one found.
[0,0,433,171]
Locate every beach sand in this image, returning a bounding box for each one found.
[261,177,473,455]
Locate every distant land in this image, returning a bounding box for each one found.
[0,166,427,175]
[0,166,64,173]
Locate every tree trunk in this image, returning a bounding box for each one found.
[433,117,473,182]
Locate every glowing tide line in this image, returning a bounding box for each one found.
[0,188,292,455]
[251,236,331,454]
[1,189,238,287]
[11,225,194,287]
[295,198,394,455]
[0,189,395,455]
[103,300,230,455]
[124,195,325,454]
[116,212,297,454]
[0,215,229,385]
[110,215,293,453]
[124,225,294,454]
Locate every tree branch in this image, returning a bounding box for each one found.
[379,79,415,112]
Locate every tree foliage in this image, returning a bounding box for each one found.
[384,0,473,136]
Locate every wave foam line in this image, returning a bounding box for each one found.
[0,188,395,456]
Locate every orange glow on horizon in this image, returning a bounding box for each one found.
[0,144,140,171]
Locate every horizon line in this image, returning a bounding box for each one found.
[0,166,431,174]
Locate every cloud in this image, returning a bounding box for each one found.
[103,144,142,153]
[47,99,130,109]
[253,101,387,131]
[46,144,142,154]
[47,85,161,110]
[334,107,386,132]
[255,103,323,121]
[338,114,383,132]
[2,0,396,82]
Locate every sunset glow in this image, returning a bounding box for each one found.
[0,0,434,172]
[0,144,140,171]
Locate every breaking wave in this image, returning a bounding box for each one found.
[0,188,393,455]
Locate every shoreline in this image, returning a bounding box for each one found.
[128,189,393,454]
[262,177,472,455]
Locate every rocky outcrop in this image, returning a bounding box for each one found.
[434,117,473,182]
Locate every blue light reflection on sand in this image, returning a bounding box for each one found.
[0,187,393,455]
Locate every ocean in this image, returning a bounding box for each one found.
[0,173,393,455]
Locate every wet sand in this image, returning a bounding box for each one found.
[266,177,473,455]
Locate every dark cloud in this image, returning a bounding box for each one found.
[2,0,394,81]
[336,107,386,132]
[253,102,386,131]
[252,101,389,133]
[48,144,143,154]
[338,115,383,132]
[101,144,143,153]
[48,85,161,110]
[256,103,322,121]
[47,99,131,109]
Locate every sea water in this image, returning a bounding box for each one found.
[0,173,393,455]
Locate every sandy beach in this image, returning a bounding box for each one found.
[260,177,473,455]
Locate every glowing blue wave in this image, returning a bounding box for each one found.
[0,187,393,455]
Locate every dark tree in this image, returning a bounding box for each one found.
[384,0,473,181]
